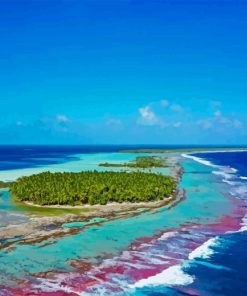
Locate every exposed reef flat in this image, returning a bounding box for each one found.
[0,191,185,249]
[0,157,183,249]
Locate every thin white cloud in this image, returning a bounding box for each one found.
[137,106,163,127]
[210,100,222,108]
[197,110,243,130]
[16,121,24,126]
[197,119,213,129]
[214,110,222,117]
[56,114,70,123]
[173,122,182,128]
[170,104,183,112]
[105,118,123,126]
[136,99,244,136]
[160,100,169,107]
[233,119,242,128]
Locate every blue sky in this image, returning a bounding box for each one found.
[0,0,247,144]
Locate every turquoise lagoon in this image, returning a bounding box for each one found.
[0,151,237,295]
[0,152,171,182]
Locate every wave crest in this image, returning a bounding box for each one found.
[129,265,194,289]
[188,237,219,260]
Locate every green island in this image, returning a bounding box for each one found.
[9,171,176,206]
[99,156,167,169]
[120,147,247,154]
[0,181,12,188]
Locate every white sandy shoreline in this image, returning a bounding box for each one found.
[23,195,174,210]
[181,149,247,155]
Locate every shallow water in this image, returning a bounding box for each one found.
[0,152,171,182]
[0,148,246,295]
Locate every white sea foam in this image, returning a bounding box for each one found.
[231,185,247,196]
[212,170,234,179]
[222,179,237,186]
[183,153,241,189]
[182,153,238,175]
[188,237,219,260]
[158,231,177,241]
[212,171,237,186]
[34,278,78,295]
[239,215,247,232]
[239,226,247,232]
[188,149,247,154]
[240,176,247,180]
[228,167,237,173]
[181,154,217,168]
[228,215,247,233]
[212,170,237,185]
[129,265,194,289]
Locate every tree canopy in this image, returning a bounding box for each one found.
[10,171,175,206]
[99,156,167,169]
[0,181,13,188]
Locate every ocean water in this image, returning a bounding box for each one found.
[177,151,247,296]
[0,146,246,295]
[0,145,243,171]
[0,145,209,171]
[0,145,181,181]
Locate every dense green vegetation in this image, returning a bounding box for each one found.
[0,181,13,188]
[99,156,167,169]
[120,147,247,154]
[9,171,175,206]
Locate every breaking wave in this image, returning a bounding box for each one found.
[181,154,217,168]
[188,237,219,260]
[129,264,194,289]
[240,215,247,232]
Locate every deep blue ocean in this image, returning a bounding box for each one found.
[132,151,247,296]
[180,151,247,296]
[0,145,174,170]
[194,151,247,177]
[0,146,247,295]
[0,145,246,171]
